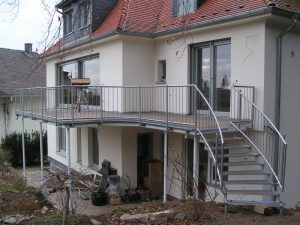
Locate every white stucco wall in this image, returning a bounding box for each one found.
[0,99,44,141]
[154,18,266,110]
[272,22,300,209]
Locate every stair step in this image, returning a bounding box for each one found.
[224,180,274,185]
[223,170,269,175]
[218,152,259,158]
[210,145,251,150]
[223,161,263,166]
[225,190,279,196]
[206,137,244,142]
[225,200,281,206]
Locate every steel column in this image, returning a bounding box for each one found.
[39,122,44,185]
[193,135,199,199]
[163,131,168,203]
[21,117,26,180]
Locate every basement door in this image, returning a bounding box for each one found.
[137,133,153,187]
[191,40,231,115]
[187,139,208,200]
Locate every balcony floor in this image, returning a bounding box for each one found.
[17,108,231,132]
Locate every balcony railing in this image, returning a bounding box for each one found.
[15,84,225,186]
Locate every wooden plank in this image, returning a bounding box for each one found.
[254,205,273,216]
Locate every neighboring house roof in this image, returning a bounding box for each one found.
[0,48,46,97]
[47,0,300,54]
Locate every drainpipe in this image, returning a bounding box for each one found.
[275,15,298,130]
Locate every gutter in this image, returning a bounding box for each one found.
[275,14,298,130]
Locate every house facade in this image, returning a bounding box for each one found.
[15,0,300,209]
[0,44,46,140]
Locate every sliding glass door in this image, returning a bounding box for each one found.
[191,40,231,115]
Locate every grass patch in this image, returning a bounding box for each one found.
[0,183,14,192]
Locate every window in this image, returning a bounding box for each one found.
[57,127,66,155]
[89,128,99,166]
[157,60,166,83]
[77,2,90,29]
[63,9,73,35]
[57,56,99,86]
[173,0,203,17]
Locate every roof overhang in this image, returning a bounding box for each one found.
[45,6,300,59]
[56,0,77,9]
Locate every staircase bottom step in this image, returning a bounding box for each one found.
[225,200,282,207]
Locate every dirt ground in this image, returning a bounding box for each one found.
[1,166,300,225]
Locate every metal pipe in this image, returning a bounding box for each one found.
[275,15,298,130]
[39,122,44,186]
[163,131,168,203]
[22,117,26,180]
[193,135,199,199]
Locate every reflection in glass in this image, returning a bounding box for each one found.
[215,44,231,112]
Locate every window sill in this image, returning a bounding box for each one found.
[56,150,66,158]
[156,80,166,85]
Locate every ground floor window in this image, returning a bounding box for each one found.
[57,127,66,155]
[89,128,99,167]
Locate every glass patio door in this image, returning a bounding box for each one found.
[192,41,231,115]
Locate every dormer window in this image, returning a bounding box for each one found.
[173,0,203,17]
[78,1,91,29]
[63,9,73,35]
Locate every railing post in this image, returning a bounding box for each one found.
[22,89,24,117]
[166,85,169,129]
[194,87,198,129]
[281,135,287,191]
[41,88,44,121]
[237,89,242,128]
[71,86,74,125]
[30,88,32,118]
[100,86,103,124]
[215,133,219,189]
[55,87,58,125]
[139,86,141,126]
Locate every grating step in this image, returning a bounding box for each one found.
[225,200,282,207]
[223,161,263,166]
[223,170,269,176]
[218,152,259,158]
[225,189,279,196]
[206,137,244,142]
[224,180,274,185]
[210,145,251,150]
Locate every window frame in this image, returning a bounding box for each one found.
[63,8,74,35]
[57,127,66,156]
[173,0,197,17]
[77,1,91,29]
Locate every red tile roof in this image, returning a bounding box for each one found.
[93,0,300,36]
[47,0,300,54]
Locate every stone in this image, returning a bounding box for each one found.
[174,212,186,220]
[2,214,34,224]
[149,209,173,220]
[90,218,102,225]
[41,206,49,214]
[120,213,149,223]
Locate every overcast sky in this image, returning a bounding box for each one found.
[0,0,60,51]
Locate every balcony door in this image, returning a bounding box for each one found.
[191,40,231,115]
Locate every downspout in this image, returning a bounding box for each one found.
[275,15,298,129]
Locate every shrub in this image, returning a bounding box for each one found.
[1,131,47,167]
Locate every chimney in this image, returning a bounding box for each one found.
[24,43,33,54]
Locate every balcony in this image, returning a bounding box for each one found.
[15,85,230,132]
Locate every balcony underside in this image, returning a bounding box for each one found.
[16,108,231,132]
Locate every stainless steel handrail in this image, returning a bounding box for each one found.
[232,86,286,144]
[231,123,283,190]
[232,86,287,191]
